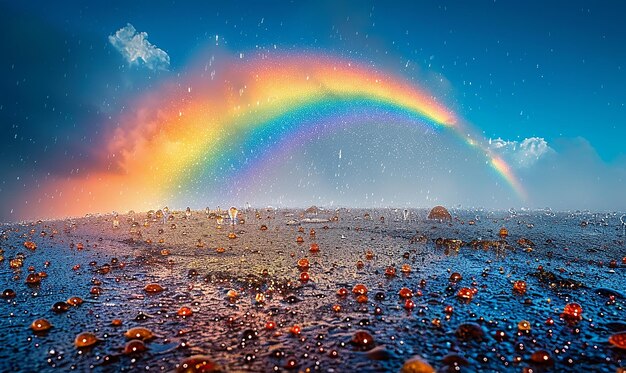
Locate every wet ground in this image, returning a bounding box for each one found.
[0,208,625,372]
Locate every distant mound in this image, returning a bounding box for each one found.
[427,205,451,220]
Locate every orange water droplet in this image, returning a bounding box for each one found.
[309,228,316,237]
[111,319,123,327]
[562,302,583,321]
[400,356,436,373]
[296,236,304,243]
[513,280,527,294]
[25,273,41,285]
[228,232,237,239]
[332,304,342,312]
[296,258,309,270]
[518,320,531,331]
[265,321,276,330]
[404,299,416,310]
[67,296,83,306]
[260,224,268,231]
[90,286,103,295]
[226,289,239,300]
[530,350,553,365]
[300,272,310,282]
[1,289,16,299]
[290,324,301,335]
[177,355,221,373]
[449,272,462,283]
[177,306,193,317]
[444,305,454,314]
[216,247,225,253]
[124,339,147,354]
[336,288,348,297]
[31,318,52,332]
[144,283,164,294]
[352,284,368,295]
[385,266,396,277]
[124,327,154,340]
[609,332,626,349]
[399,287,413,299]
[365,250,374,260]
[356,260,364,269]
[457,287,474,301]
[74,332,99,348]
[356,294,368,303]
[352,330,375,350]
[401,264,411,273]
[499,227,509,239]
[309,243,319,253]
[23,241,37,250]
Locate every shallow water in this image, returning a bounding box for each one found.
[0,208,624,372]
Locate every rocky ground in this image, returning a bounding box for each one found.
[0,207,625,372]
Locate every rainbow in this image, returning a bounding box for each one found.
[26,53,525,219]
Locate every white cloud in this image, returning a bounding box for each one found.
[109,24,170,70]
[488,136,552,168]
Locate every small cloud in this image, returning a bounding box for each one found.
[109,24,170,70]
[488,136,552,168]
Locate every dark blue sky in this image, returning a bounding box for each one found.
[1,0,625,217]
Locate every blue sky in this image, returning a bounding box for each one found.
[1,0,625,218]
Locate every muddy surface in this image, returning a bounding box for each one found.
[1,208,625,372]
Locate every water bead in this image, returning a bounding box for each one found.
[449,272,463,283]
[124,327,155,340]
[111,319,123,327]
[255,293,266,304]
[336,288,348,297]
[530,350,554,365]
[309,228,316,237]
[215,247,225,253]
[401,264,411,273]
[260,224,268,231]
[351,330,376,350]
[398,287,413,299]
[296,236,304,243]
[385,266,396,277]
[444,305,454,314]
[296,258,310,270]
[352,284,368,295]
[265,321,276,330]
[562,302,583,321]
[356,260,364,269]
[31,318,52,332]
[513,280,527,294]
[90,286,103,295]
[309,243,319,253]
[365,250,374,260]
[124,339,147,354]
[427,205,452,220]
[228,232,237,239]
[609,331,626,349]
[300,272,310,282]
[177,355,222,373]
[404,299,416,310]
[177,307,193,317]
[498,227,509,239]
[332,304,342,312]
[290,325,301,335]
[74,332,99,348]
[66,296,83,306]
[52,301,70,313]
[400,355,436,373]
[23,241,37,250]
[518,320,531,331]
[144,283,164,294]
[25,273,41,285]
[456,287,473,301]
[2,289,16,299]
[226,289,239,300]
[356,295,368,303]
